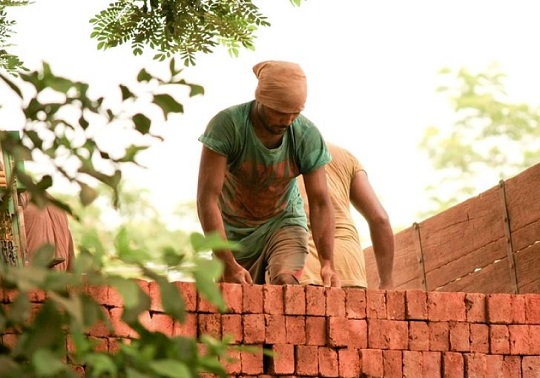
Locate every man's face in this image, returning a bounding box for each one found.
[257,104,300,136]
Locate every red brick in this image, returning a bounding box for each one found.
[243,314,265,344]
[485,354,504,377]
[526,294,540,324]
[88,336,108,353]
[296,345,319,376]
[348,319,368,349]
[242,284,263,314]
[265,314,286,344]
[403,350,422,377]
[2,333,18,349]
[387,290,406,320]
[222,314,243,344]
[423,351,442,377]
[442,352,464,378]
[264,285,284,315]
[470,323,489,353]
[490,324,510,354]
[383,350,402,378]
[409,320,429,351]
[366,289,386,319]
[198,292,219,313]
[150,313,173,336]
[172,312,197,337]
[502,355,521,377]
[147,281,162,312]
[284,285,305,315]
[220,283,243,313]
[368,318,386,349]
[220,348,241,375]
[28,288,46,303]
[269,344,295,375]
[345,287,366,319]
[306,285,326,316]
[487,293,513,324]
[318,346,339,377]
[305,316,327,346]
[327,316,349,347]
[241,345,264,375]
[449,321,470,352]
[522,356,540,378]
[285,315,305,344]
[339,347,361,378]
[326,287,346,317]
[109,307,135,338]
[139,310,152,333]
[429,321,449,352]
[361,348,383,378]
[174,281,197,312]
[509,324,530,355]
[198,313,221,339]
[387,320,408,350]
[406,290,428,320]
[85,284,109,306]
[108,337,122,354]
[428,291,466,321]
[108,285,124,308]
[465,293,487,323]
[530,325,540,354]
[511,294,526,324]
[465,353,487,378]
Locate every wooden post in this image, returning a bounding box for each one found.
[498,179,519,294]
[413,222,428,291]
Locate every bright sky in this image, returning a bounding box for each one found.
[3,0,540,235]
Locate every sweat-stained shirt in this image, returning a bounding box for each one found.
[198,100,331,261]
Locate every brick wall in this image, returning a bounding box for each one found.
[3,281,540,377]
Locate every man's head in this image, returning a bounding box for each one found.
[253,60,307,114]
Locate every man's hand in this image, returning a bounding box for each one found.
[221,262,253,284]
[320,265,341,287]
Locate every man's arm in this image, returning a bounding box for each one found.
[350,171,395,289]
[196,146,253,284]
[302,166,340,287]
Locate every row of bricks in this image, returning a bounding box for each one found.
[5,281,540,324]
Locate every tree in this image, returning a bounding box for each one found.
[418,65,540,218]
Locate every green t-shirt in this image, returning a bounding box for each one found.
[198,101,330,260]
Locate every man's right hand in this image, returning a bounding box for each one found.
[221,262,253,284]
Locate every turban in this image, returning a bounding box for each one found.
[253,60,307,113]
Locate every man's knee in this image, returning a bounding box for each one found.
[270,273,300,285]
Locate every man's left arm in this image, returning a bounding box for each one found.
[302,166,340,287]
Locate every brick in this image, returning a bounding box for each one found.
[264,285,284,314]
[429,321,449,352]
[174,281,197,312]
[85,284,109,306]
[306,285,326,316]
[283,285,305,315]
[197,292,219,313]
[522,356,540,378]
[465,353,487,378]
[109,307,135,338]
[265,314,286,344]
[487,293,513,324]
[442,352,464,378]
[403,350,422,377]
[198,313,221,339]
[406,290,428,320]
[470,323,489,353]
[428,291,466,321]
[409,321,430,351]
[449,321,470,352]
[150,313,173,336]
[269,344,295,375]
[345,287,366,319]
[339,347,361,378]
[222,314,243,344]
[28,288,46,303]
[220,348,241,375]
[511,294,526,324]
[318,346,339,377]
[530,325,540,354]
[368,318,387,349]
[423,351,442,377]
[509,324,530,355]
[242,284,263,314]
[490,324,510,354]
[305,316,327,346]
[220,283,243,313]
[526,294,540,324]
[241,344,264,375]
[502,355,521,377]
[285,315,305,344]
[465,292,487,323]
[327,316,349,347]
[383,350,402,378]
[296,345,319,376]
[147,281,162,312]
[326,287,346,317]
[366,289,386,319]
[485,354,504,377]
[243,314,265,344]
[172,312,197,337]
[387,290,406,320]
[360,348,383,378]
[348,319,368,349]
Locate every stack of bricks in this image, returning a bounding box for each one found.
[3,281,540,377]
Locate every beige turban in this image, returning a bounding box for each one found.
[253,60,307,113]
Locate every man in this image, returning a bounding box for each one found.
[298,142,394,289]
[197,60,339,286]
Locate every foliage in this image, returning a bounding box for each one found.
[418,65,540,218]
[0,1,28,75]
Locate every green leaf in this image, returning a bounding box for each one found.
[32,349,66,376]
[84,353,118,377]
[149,359,191,377]
[79,182,98,206]
[136,68,153,82]
[156,276,186,321]
[133,113,152,134]
[152,93,184,119]
[189,232,240,253]
[192,259,225,311]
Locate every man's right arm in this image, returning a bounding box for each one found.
[196,146,253,284]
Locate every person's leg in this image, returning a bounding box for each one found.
[265,226,308,285]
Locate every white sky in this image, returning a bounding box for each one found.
[2,0,540,234]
